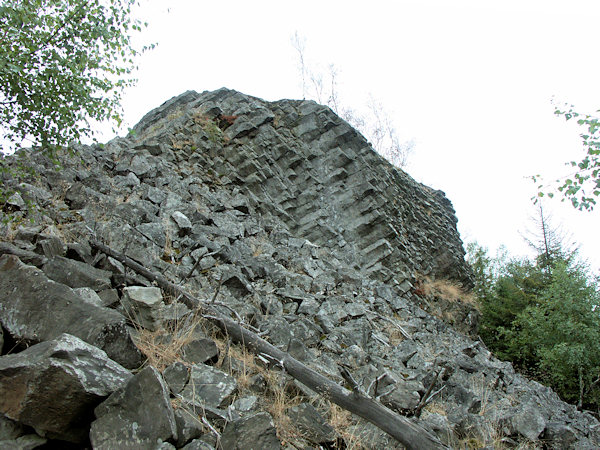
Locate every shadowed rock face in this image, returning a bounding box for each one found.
[130,88,473,288]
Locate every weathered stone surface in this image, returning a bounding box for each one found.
[286,403,336,444]
[380,379,424,412]
[90,366,177,449]
[0,241,47,267]
[0,433,47,450]
[543,421,578,447]
[232,395,259,413]
[180,338,219,365]
[163,361,190,395]
[171,211,192,235]
[180,363,237,409]
[42,255,112,290]
[0,414,26,440]
[174,408,204,447]
[220,412,281,450]
[511,402,546,441]
[0,255,143,369]
[74,287,104,307]
[181,439,216,450]
[121,285,164,331]
[36,235,66,258]
[0,334,131,443]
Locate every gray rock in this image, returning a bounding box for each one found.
[232,395,259,413]
[147,185,168,204]
[174,408,204,447]
[0,255,143,369]
[181,439,216,450]
[42,255,112,290]
[159,302,191,323]
[0,241,47,267]
[419,412,453,445]
[90,366,177,449]
[129,153,154,177]
[6,192,25,210]
[286,403,336,444]
[0,333,131,443]
[163,361,190,394]
[35,235,66,258]
[0,434,47,450]
[0,414,25,440]
[220,412,281,450]
[180,363,237,409]
[380,379,424,412]
[136,222,167,248]
[121,286,164,331]
[181,338,219,365]
[543,421,578,447]
[73,287,104,307]
[97,288,120,307]
[511,402,546,441]
[171,211,192,235]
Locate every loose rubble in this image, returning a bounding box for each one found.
[0,88,598,448]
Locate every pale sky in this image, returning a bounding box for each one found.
[108,0,599,273]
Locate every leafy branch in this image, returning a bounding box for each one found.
[534,103,600,211]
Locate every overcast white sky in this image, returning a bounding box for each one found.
[110,0,600,272]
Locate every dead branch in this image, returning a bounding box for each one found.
[414,367,446,417]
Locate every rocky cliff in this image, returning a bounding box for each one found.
[0,88,598,449]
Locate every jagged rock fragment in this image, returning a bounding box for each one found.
[90,366,177,449]
[121,285,164,331]
[180,363,237,409]
[163,361,190,395]
[0,333,132,443]
[171,211,192,235]
[511,402,546,441]
[220,412,281,450]
[42,255,112,290]
[180,338,219,365]
[173,408,204,447]
[286,403,336,444]
[0,255,143,369]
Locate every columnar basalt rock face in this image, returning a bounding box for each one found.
[0,88,598,449]
[129,88,473,288]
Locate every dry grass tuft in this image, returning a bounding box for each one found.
[132,311,202,372]
[215,339,309,445]
[420,277,479,309]
[327,404,366,449]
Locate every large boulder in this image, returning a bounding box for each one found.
[0,333,132,443]
[0,254,143,369]
[90,366,178,449]
[42,255,112,290]
[220,412,281,450]
[179,363,237,409]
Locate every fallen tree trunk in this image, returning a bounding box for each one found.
[90,239,449,450]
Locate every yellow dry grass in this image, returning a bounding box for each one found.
[421,277,479,309]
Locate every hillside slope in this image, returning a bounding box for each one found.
[0,89,598,449]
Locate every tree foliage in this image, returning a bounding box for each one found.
[0,0,149,153]
[468,211,600,410]
[534,104,600,211]
[515,262,600,409]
